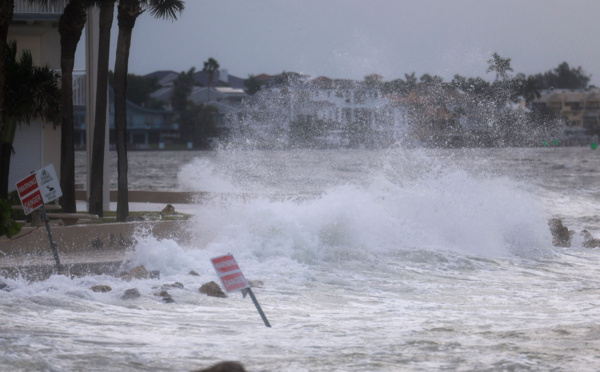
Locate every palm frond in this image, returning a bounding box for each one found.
[147,0,184,20]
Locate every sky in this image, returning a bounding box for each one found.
[90,0,600,85]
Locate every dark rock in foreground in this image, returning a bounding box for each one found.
[154,290,174,303]
[120,265,149,281]
[549,218,572,247]
[122,288,141,300]
[199,281,227,298]
[192,361,246,372]
[90,284,112,293]
[549,218,600,248]
[0,280,7,291]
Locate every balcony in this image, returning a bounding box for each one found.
[13,0,68,21]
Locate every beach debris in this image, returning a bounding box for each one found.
[192,361,246,372]
[90,284,112,293]
[149,270,160,279]
[120,265,149,281]
[154,290,174,303]
[189,270,200,276]
[122,288,141,300]
[548,218,573,247]
[199,281,227,298]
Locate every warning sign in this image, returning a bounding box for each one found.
[15,164,62,214]
[211,254,250,293]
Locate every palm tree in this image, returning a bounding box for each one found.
[32,0,91,212]
[202,57,219,103]
[113,0,184,222]
[0,1,15,144]
[88,0,116,217]
[57,0,88,213]
[1,42,61,198]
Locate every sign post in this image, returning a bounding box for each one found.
[16,165,63,273]
[211,254,271,328]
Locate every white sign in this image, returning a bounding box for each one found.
[15,164,62,214]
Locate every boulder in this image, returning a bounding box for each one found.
[154,290,174,303]
[162,282,184,290]
[0,280,7,291]
[548,218,573,247]
[192,361,246,372]
[580,230,600,248]
[189,270,200,276]
[199,281,227,298]
[90,284,112,293]
[122,288,141,300]
[161,204,176,216]
[121,265,149,282]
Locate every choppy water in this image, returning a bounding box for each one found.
[3,146,600,371]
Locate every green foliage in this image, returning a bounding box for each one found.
[0,199,21,238]
[244,75,263,95]
[530,62,591,90]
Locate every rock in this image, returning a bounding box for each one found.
[121,265,149,281]
[0,280,7,291]
[162,282,184,290]
[90,284,112,293]
[580,230,600,248]
[192,361,246,372]
[161,204,176,216]
[189,270,200,276]
[199,281,227,298]
[548,218,573,247]
[122,288,141,300]
[154,290,174,303]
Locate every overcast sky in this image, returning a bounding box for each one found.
[94,0,600,85]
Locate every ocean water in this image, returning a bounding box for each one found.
[3,147,600,371]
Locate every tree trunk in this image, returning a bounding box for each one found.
[0,0,14,194]
[89,0,115,217]
[58,0,87,213]
[114,0,141,222]
[0,142,11,199]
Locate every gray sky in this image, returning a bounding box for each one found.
[101,0,600,85]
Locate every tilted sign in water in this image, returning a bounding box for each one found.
[211,254,271,327]
[15,164,63,272]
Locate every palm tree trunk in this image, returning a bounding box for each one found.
[0,0,14,144]
[114,0,142,222]
[89,0,115,217]
[58,0,87,213]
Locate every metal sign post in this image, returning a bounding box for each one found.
[211,254,271,328]
[16,165,63,274]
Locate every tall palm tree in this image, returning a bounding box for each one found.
[32,0,91,212]
[202,57,219,103]
[57,0,88,213]
[88,0,116,217]
[0,0,15,145]
[113,0,184,222]
[1,42,61,198]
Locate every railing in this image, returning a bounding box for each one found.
[14,0,68,15]
[72,71,86,106]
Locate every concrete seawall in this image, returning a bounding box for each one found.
[0,220,190,281]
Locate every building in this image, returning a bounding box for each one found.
[8,1,66,192]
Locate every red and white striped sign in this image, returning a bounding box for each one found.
[211,254,250,293]
[15,164,62,215]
